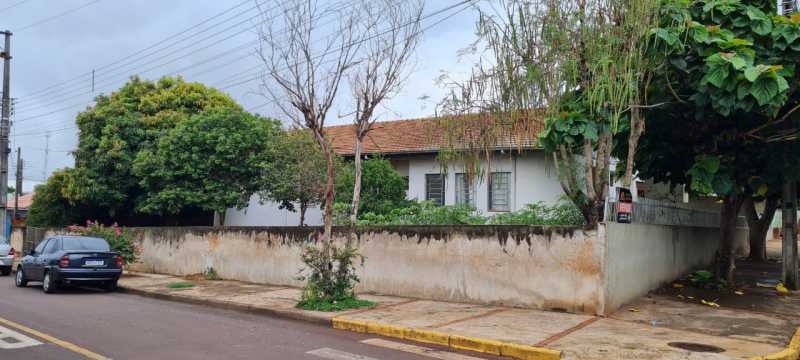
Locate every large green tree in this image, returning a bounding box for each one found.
[335,158,408,217]
[29,76,244,226]
[133,109,281,224]
[631,0,800,282]
[27,169,83,227]
[260,130,331,226]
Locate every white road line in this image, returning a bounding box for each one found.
[361,338,487,360]
[0,325,43,350]
[307,347,380,360]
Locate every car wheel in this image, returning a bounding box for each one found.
[14,267,27,287]
[103,280,118,292]
[42,272,57,294]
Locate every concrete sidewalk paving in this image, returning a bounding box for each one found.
[119,272,795,360]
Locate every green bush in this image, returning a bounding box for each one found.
[296,244,374,311]
[488,201,585,225]
[335,158,410,216]
[67,221,138,264]
[357,201,487,225]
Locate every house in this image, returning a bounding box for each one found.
[225,114,566,226]
[6,192,34,224]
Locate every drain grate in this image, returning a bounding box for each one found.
[667,342,725,353]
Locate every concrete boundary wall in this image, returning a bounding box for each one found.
[601,222,720,311]
[25,223,723,315]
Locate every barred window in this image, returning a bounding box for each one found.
[489,172,511,211]
[455,173,475,206]
[425,174,445,206]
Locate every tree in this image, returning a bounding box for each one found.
[335,158,409,217]
[70,76,241,224]
[437,0,661,226]
[632,0,800,283]
[346,0,423,222]
[27,169,82,227]
[257,0,361,272]
[133,109,281,225]
[261,130,330,226]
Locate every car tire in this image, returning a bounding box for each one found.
[0,268,10,276]
[14,267,27,287]
[42,271,57,294]
[103,280,118,292]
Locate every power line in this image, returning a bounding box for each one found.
[15,0,103,32]
[0,0,31,14]
[12,0,475,138]
[19,0,253,98]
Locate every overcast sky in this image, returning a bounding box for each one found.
[2,0,481,192]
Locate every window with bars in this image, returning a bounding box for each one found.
[425,174,445,206]
[780,0,798,14]
[489,172,511,211]
[455,173,475,206]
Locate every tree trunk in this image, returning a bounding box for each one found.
[624,108,645,188]
[213,210,225,227]
[299,202,307,227]
[744,196,779,262]
[718,195,744,285]
[782,179,798,290]
[350,136,364,223]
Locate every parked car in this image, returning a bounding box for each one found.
[16,235,123,293]
[0,242,14,276]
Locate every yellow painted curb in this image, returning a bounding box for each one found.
[449,334,503,355]
[332,318,368,333]
[331,316,561,360]
[403,328,450,347]
[751,328,800,360]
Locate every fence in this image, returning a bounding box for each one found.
[604,197,721,228]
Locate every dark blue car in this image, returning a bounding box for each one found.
[15,235,123,293]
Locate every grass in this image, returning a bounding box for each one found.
[296,297,376,312]
[166,281,195,289]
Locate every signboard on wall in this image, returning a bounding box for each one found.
[616,187,633,223]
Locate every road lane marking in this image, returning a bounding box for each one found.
[307,347,379,360]
[0,316,109,360]
[361,338,487,360]
[0,325,42,349]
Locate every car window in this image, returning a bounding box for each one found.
[43,238,59,254]
[61,237,110,251]
[34,239,50,254]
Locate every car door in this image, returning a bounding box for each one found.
[26,238,51,281]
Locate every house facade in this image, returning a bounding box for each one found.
[225,116,566,226]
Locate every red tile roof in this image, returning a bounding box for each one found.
[326,112,545,156]
[6,192,33,210]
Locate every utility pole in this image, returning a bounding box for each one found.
[783,179,799,289]
[0,31,12,243]
[42,131,50,181]
[13,147,20,222]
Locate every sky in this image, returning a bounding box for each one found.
[2,0,483,192]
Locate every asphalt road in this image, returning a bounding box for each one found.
[0,275,496,360]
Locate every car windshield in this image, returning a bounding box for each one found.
[61,237,110,251]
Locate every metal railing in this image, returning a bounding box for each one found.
[604,197,721,228]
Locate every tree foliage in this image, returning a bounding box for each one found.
[133,108,281,217]
[30,76,246,226]
[27,169,83,227]
[335,158,409,217]
[631,0,800,281]
[260,130,331,226]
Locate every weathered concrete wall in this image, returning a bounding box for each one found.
[602,222,719,311]
[127,226,605,313]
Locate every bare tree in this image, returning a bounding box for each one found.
[257,0,361,247]
[347,0,424,222]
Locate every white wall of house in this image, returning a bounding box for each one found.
[225,150,565,226]
[225,196,324,227]
[405,151,564,216]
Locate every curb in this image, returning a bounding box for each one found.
[331,317,561,360]
[118,286,331,326]
[751,328,800,360]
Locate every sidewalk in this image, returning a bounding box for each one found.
[119,272,797,360]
